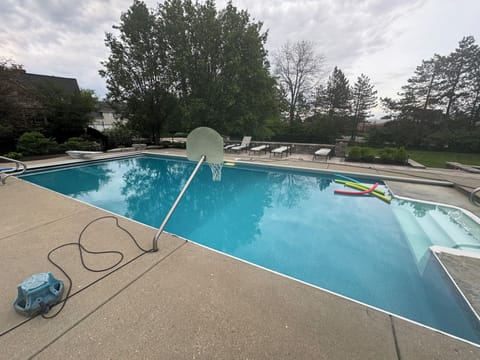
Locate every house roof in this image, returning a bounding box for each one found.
[18,71,80,95]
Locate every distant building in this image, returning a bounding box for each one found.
[18,71,80,95]
[9,70,81,127]
[15,71,128,132]
[90,101,127,131]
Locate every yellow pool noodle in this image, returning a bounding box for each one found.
[343,182,392,203]
[334,179,386,195]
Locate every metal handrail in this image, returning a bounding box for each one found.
[0,155,27,185]
[470,186,480,207]
[152,155,206,251]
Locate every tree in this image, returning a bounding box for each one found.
[350,74,377,141]
[39,88,97,142]
[436,36,479,121]
[0,60,39,152]
[100,0,171,144]
[467,52,480,125]
[316,66,351,116]
[400,57,442,110]
[381,36,480,151]
[102,0,277,139]
[273,40,324,122]
[170,0,278,136]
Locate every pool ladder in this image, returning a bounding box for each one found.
[0,155,27,185]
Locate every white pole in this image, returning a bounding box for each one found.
[152,155,206,251]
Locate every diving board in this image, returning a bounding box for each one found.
[66,151,102,159]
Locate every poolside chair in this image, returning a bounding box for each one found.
[313,148,332,160]
[270,145,290,158]
[230,136,252,152]
[249,144,270,155]
[224,143,239,151]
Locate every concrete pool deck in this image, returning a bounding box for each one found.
[1,150,479,359]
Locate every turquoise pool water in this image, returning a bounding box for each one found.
[22,155,480,343]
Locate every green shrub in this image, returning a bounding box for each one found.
[348,146,362,161]
[16,131,58,155]
[103,127,135,148]
[379,147,407,164]
[395,147,408,164]
[3,151,23,160]
[59,137,99,151]
[379,147,396,163]
[360,147,375,162]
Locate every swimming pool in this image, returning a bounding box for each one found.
[21,155,480,344]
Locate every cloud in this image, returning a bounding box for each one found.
[0,0,134,94]
[216,0,429,97]
[0,0,478,103]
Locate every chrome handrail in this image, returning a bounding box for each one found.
[470,187,480,207]
[0,155,27,185]
[152,155,206,251]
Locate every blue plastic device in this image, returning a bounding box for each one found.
[14,272,64,317]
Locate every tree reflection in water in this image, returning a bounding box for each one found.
[396,199,436,218]
[121,158,280,252]
[120,159,320,252]
[26,163,113,196]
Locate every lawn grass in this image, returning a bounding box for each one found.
[347,146,480,168]
[406,150,480,168]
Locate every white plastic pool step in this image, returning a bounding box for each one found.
[428,209,480,250]
[416,212,456,248]
[392,206,432,269]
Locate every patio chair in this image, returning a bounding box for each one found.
[313,148,332,160]
[230,136,252,152]
[224,143,239,151]
[270,145,290,158]
[249,144,270,155]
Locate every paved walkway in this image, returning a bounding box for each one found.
[1,150,479,359]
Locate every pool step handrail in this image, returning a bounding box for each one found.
[152,155,206,251]
[0,155,27,185]
[470,187,480,207]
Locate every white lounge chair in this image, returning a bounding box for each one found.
[66,151,102,159]
[270,145,290,158]
[249,144,270,155]
[313,148,332,160]
[224,143,239,150]
[230,136,252,152]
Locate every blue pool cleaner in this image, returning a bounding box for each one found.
[14,272,64,317]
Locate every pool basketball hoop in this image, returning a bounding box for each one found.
[153,127,224,251]
[186,127,224,181]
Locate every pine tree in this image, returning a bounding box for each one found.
[466,53,480,125]
[436,36,479,120]
[350,74,377,141]
[316,67,351,116]
[400,57,442,110]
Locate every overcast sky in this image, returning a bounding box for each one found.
[1,0,479,109]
